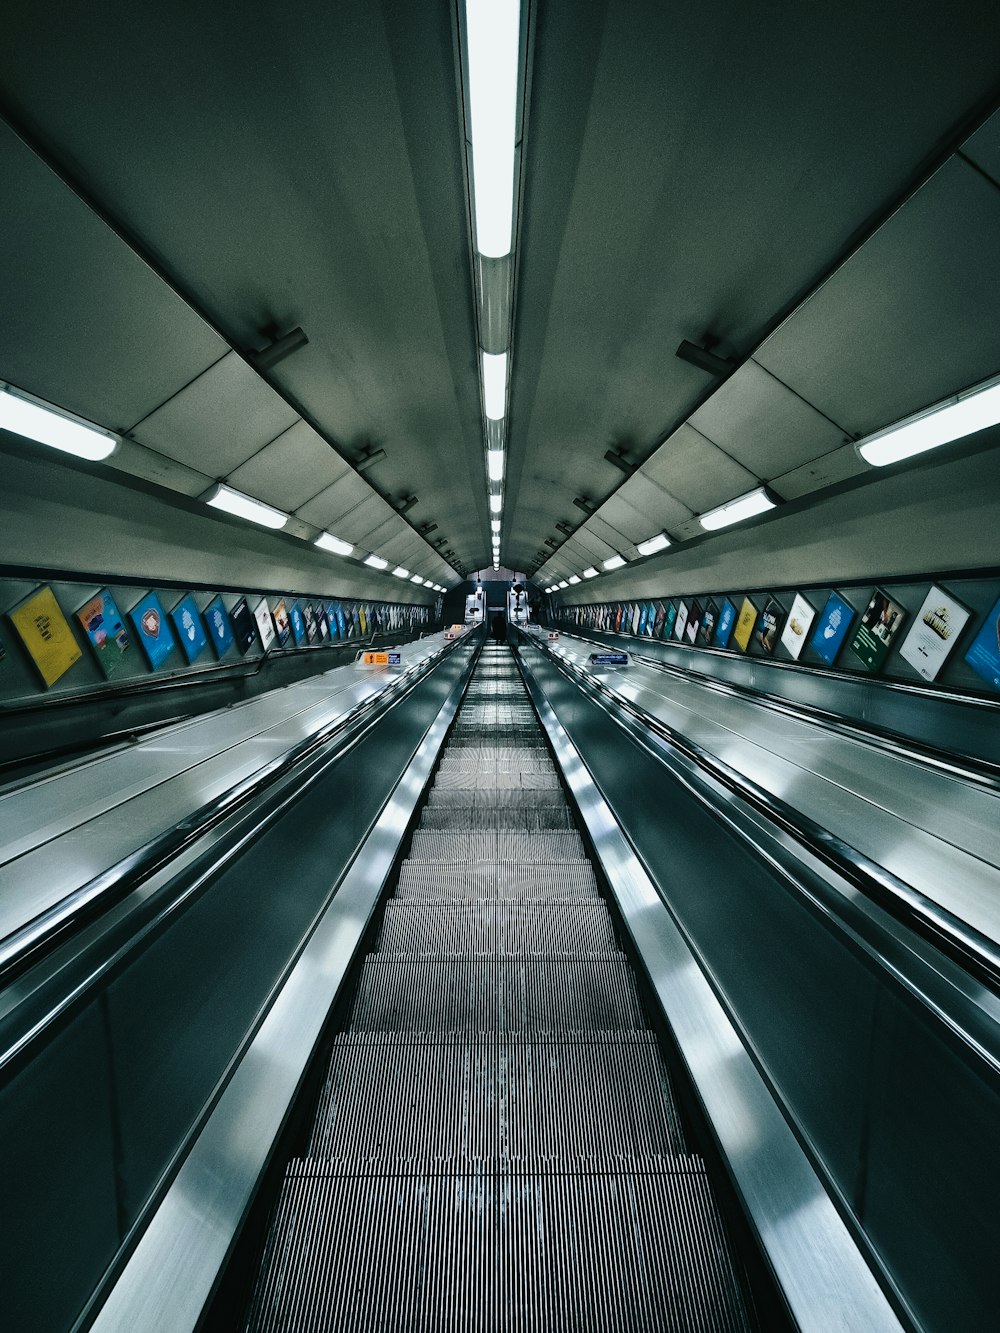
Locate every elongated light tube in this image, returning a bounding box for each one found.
[410,574,424,584]
[482,351,507,420]
[0,382,118,461]
[582,566,598,578]
[857,373,1000,467]
[489,493,503,514]
[603,554,626,570]
[466,0,520,258]
[699,486,776,532]
[636,532,671,556]
[568,574,581,585]
[392,566,410,578]
[487,448,505,481]
[491,519,501,533]
[206,483,288,530]
[315,532,353,556]
[364,553,389,570]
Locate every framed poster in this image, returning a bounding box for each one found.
[637,603,648,636]
[964,596,1000,693]
[205,596,234,659]
[336,605,347,639]
[848,588,906,672]
[898,586,972,682]
[685,600,702,644]
[674,600,689,642]
[779,593,815,661]
[698,599,718,647]
[325,603,339,639]
[732,598,758,653]
[358,605,369,636]
[755,596,785,655]
[810,592,855,666]
[9,585,83,687]
[653,602,666,637]
[272,599,291,646]
[170,594,209,665]
[129,592,176,670]
[77,588,132,679]
[663,602,678,640]
[289,602,307,646]
[230,597,257,655]
[317,606,330,641]
[714,598,736,649]
[253,597,276,651]
[302,603,318,643]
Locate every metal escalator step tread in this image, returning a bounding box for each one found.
[348,956,645,1033]
[432,769,562,790]
[375,902,619,955]
[408,830,585,861]
[244,1160,752,1333]
[395,861,599,900]
[418,807,575,831]
[308,1035,685,1157]
[425,787,564,808]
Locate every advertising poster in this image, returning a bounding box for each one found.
[289,602,307,645]
[848,588,906,672]
[698,599,718,647]
[336,605,347,638]
[9,585,83,687]
[272,599,291,646]
[755,596,785,655]
[253,597,276,651]
[645,602,656,636]
[317,607,330,641]
[810,592,855,666]
[732,598,758,653]
[779,593,816,661]
[674,600,689,642]
[638,603,648,636]
[653,602,666,637]
[685,599,702,644]
[628,603,640,636]
[129,592,176,670]
[77,588,132,679]
[205,596,234,658]
[663,602,678,640]
[302,603,318,642]
[170,594,208,665]
[898,587,972,682]
[714,598,736,649]
[230,597,257,655]
[359,606,369,636]
[326,604,339,638]
[965,596,1000,692]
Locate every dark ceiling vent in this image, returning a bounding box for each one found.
[248,325,308,371]
[675,338,735,376]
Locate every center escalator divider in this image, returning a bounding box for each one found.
[244,643,754,1330]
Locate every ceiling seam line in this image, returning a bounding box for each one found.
[954,148,1000,198]
[749,359,854,437]
[683,422,762,484]
[122,352,232,436]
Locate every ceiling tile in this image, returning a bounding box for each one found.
[296,470,379,529]
[226,420,351,512]
[770,441,870,500]
[962,107,1000,188]
[108,439,214,498]
[615,473,693,534]
[641,425,758,513]
[689,359,846,478]
[133,351,298,477]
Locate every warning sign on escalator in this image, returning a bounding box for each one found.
[358,650,402,667]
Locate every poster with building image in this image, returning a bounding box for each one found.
[9,585,83,687]
[732,598,758,653]
[77,588,132,679]
[898,586,972,682]
[779,593,816,660]
[848,587,906,672]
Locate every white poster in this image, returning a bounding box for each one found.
[674,600,689,642]
[253,597,276,650]
[898,586,971,681]
[779,592,816,660]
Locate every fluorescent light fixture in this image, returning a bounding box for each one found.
[410,574,424,584]
[636,532,671,557]
[482,351,507,420]
[392,566,410,578]
[557,580,569,589]
[206,483,288,530]
[699,486,776,532]
[314,532,354,557]
[582,566,598,578]
[364,554,389,570]
[489,493,503,514]
[568,575,581,585]
[491,519,501,533]
[465,0,519,258]
[603,554,626,571]
[0,382,118,461]
[545,586,555,594]
[487,448,505,481]
[857,373,1000,467]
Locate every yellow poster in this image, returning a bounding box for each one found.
[9,585,83,686]
[732,597,758,654]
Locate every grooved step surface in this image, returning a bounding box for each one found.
[409,830,585,861]
[377,902,619,955]
[396,861,600,902]
[419,806,576,831]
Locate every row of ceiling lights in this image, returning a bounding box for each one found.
[0,380,450,594]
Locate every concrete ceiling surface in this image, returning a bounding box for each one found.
[0,1,999,585]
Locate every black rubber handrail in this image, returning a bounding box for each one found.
[0,637,462,989]
[526,631,1000,997]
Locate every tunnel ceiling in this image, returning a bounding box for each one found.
[0,1,999,586]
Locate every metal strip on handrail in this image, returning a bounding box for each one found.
[0,637,463,987]
[524,631,1000,997]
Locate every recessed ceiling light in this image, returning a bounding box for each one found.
[491,519,501,534]
[364,554,389,570]
[314,532,354,556]
[489,493,503,514]
[392,566,410,578]
[206,484,288,530]
[482,351,507,420]
[699,486,777,532]
[603,554,626,570]
[568,575,581,584]
[465,0,520,258]
[410,574,424,584]
[487,449,504,481]
[557,580,569,589]
[582,566,598,578]
[858,372,1000,467]
[636,533,671,556]
[0,382,118,461]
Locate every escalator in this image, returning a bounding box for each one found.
[242,642,756,1330]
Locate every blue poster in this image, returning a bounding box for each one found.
[637,603,648,636]
[289,601,308,645]
[129,592,176,670]
[171,595,208,664]
[325,603,339,639]
[965,596,1000,693]
[714,598,737,649]
[663,602,677,640]
[205,595,234,659]
[336,606,347,638]
[811,592,855,666]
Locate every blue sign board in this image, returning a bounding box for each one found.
[289,601,307,646]
[714,598,736,649]
[590,652,629,666]
[204,595,235,659]
[171,594,208,664]
[129,591,176,670]
[965,595,1000,693]
[811,592,855,666]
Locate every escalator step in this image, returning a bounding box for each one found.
[376,902,618,955]
[395,861,600,901]
[426,787,564,809]
[418,807,576,831]
[408,830,585,860]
